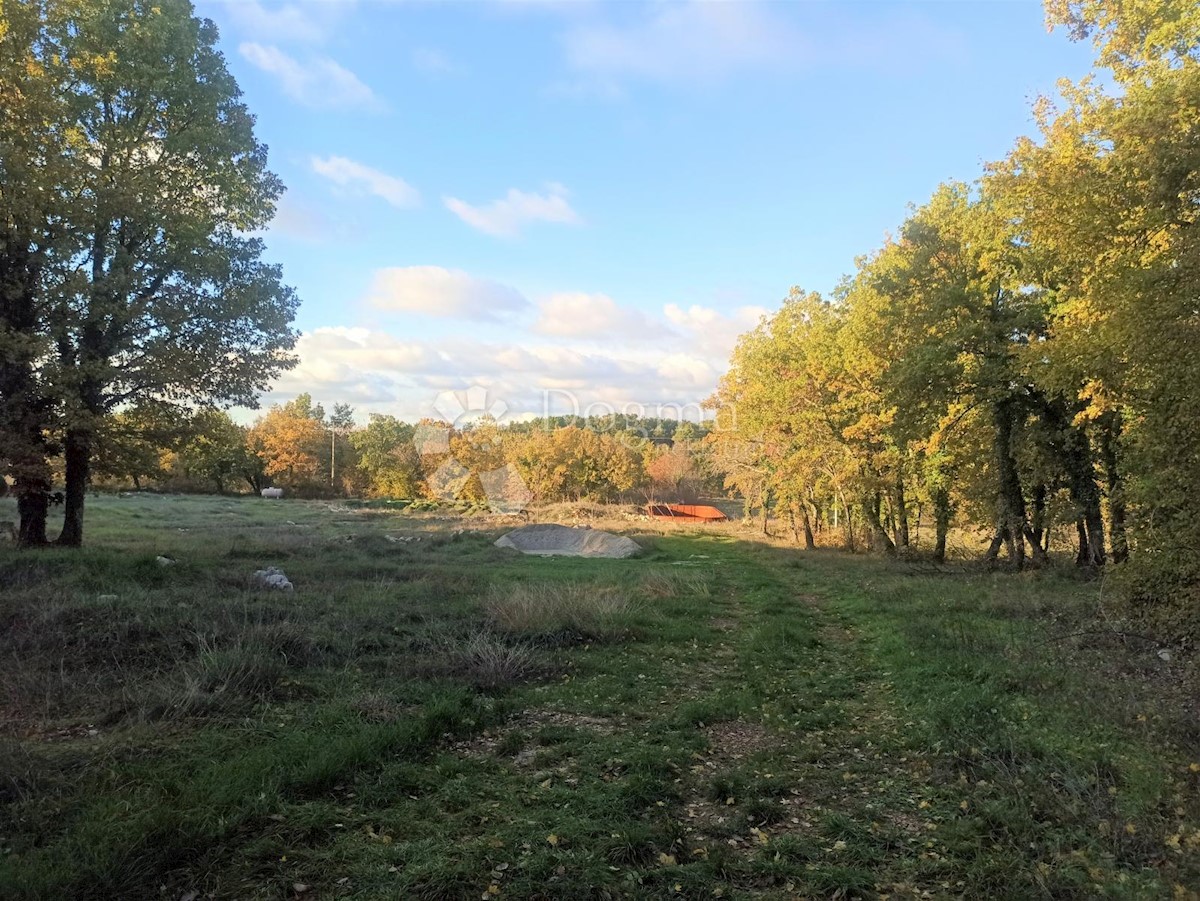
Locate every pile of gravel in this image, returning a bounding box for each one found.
[495,523,641,559]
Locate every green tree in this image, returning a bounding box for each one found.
[3,0,297,546]
[997,0,1200,605]
[173,409,262,494]
[0,0,75,544]
[351,414,422,498]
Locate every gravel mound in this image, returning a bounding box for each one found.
[495,523,641,559]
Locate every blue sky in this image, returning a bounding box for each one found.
[196,0,1096,423]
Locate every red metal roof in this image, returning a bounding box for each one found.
[647,504,728,522]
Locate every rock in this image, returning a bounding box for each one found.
[156,556,175,567]
[254,566,294,592]
[1157,648,1172,662]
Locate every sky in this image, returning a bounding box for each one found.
[194,0,1097,425]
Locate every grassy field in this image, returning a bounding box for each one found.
[1,494,1198,900]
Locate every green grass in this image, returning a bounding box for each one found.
[1,494,1198,899]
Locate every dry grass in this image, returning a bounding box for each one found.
[443,630,542,691]
[485,582,639,642]
[640,568,713,599]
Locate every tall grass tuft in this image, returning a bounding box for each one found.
[443,630,541,691]
[485,582,639,642]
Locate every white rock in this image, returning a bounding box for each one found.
[156,556,175,567]
[1157,648,1172,662]
[254,566,294,592]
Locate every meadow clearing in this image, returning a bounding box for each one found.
[1,494,1198,900]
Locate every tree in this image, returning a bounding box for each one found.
[0,0,74,545]
[645,444,701,501]
[996,0,1200,597]
[91,403,181,489]
[2,0,298,546]
[173,409,261,494]
[351,414,423,498]
[249,403,326,491]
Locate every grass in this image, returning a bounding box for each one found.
[0,493,1198,899]
[485,581,641,642]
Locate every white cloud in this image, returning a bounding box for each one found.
[248,274,775,422]
[224,1,326,43]
[664,303,768,357]
[534,292,673,341]
[364,266,530,320]
[562,1,802,86]
[443,184,581,238]
[239,43,382,111]
[256,325,727,421]
[558,2,968,90]
[310,156,420,208]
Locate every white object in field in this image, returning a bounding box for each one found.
[156,556,175,566]
[495,523,641,558]
[261,487,284,499]
[254,566,294,592]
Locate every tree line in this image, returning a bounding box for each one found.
[85,393,718,506]
[708,0,1200,629]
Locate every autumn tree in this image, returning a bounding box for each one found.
[249,398,327,492]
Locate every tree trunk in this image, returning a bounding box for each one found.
[985,527,1006,562]
[800,502,815,550]
[1075,518,1089,566]
[0,238,52,548]
[15,478,49,547]
[58,427,91,547]
[933,486,951,564]
[865,491,896,555]
[991,398,1028,569]
[1023,525,1049,565]
[1100,413,1129,564]
[1030,483,1047,551]
[893,476,910,549]
[1038,397,1106,566]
